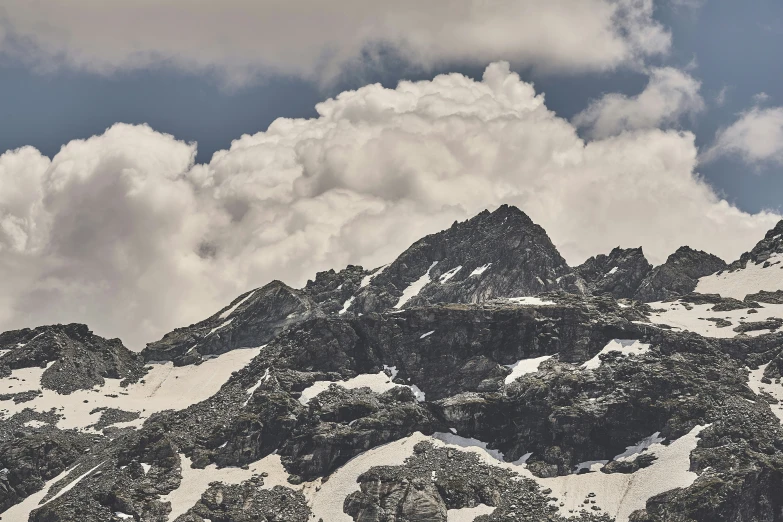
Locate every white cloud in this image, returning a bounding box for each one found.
[714,86,729,107]
[703,107,783,165]
[0,62,778,348]
[573,67,704,138]
[753,92,771,104]
[0,0,670,84]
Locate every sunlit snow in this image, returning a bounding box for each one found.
[581,340,651,370]
[394,261,438,309]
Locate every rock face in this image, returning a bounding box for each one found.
[633,246,726,302]
[141,281,324,365]
[576,247,652,299]
[6,206,783,522]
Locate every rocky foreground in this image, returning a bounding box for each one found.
[2,205,783,522]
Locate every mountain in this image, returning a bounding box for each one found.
[3,206,783,522]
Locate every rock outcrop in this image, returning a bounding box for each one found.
[633,246,726,302]
[576,247,652,299]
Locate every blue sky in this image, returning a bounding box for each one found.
[1,1,781,213]
[2,0,783,346]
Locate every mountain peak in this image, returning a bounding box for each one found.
[347,205,584,313]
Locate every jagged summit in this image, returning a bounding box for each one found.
[348,204,585,314]
[576,246,652,299]
[633,246,726,302]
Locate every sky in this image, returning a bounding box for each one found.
[1,0,782,348]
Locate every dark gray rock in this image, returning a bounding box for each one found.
[350,205,586,315]
[175,482,310,522]
[744,290,783,304]
[633,247,726,302]
[141,281,324,365]
[576,247,652,299]
[0,323,145,394]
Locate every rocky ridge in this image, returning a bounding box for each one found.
[3,207,783,522]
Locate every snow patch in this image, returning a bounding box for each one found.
[410,384,426,402]
[243,367,270,407]
[582,340,651,370]
[0,361,54,396]
[44,461,105,507]
[439,266,462,283]
[542,425,708,521]
[360,263,390,288]
[420,330,435,339]
[696,252,783,299]
[383,365,398,380]
[613,432,665,460]
[470,263,492,276]
[0,348,263,431]
[23,420,48,429]
[161,453,290,521]
[0,466,76,521]
[505,297,556,306]
[574,460,609,474]
[309,434,431,522]
[218,290,256,320]
[299,372,402,405]
[647,300,783,338]
[338,296,355,315]
[207,318,233,336]
[504,355,554,384]
[307,426,707,522]
[748,363,783,423]
[395,261,438,309]
[433,433,506,462]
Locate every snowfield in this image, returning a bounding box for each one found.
[696,253,783,299]
[504,355,555,384]
[647,300,783,338]
[0,347,264,431]
[302,426,707,522]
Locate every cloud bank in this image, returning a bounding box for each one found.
[0,0,669,83]
[1,62,778,348]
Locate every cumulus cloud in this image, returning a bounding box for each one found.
[573,67,704,138]
[703,107,783,165]
[0,0,670,83]
[0,62,778,348]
